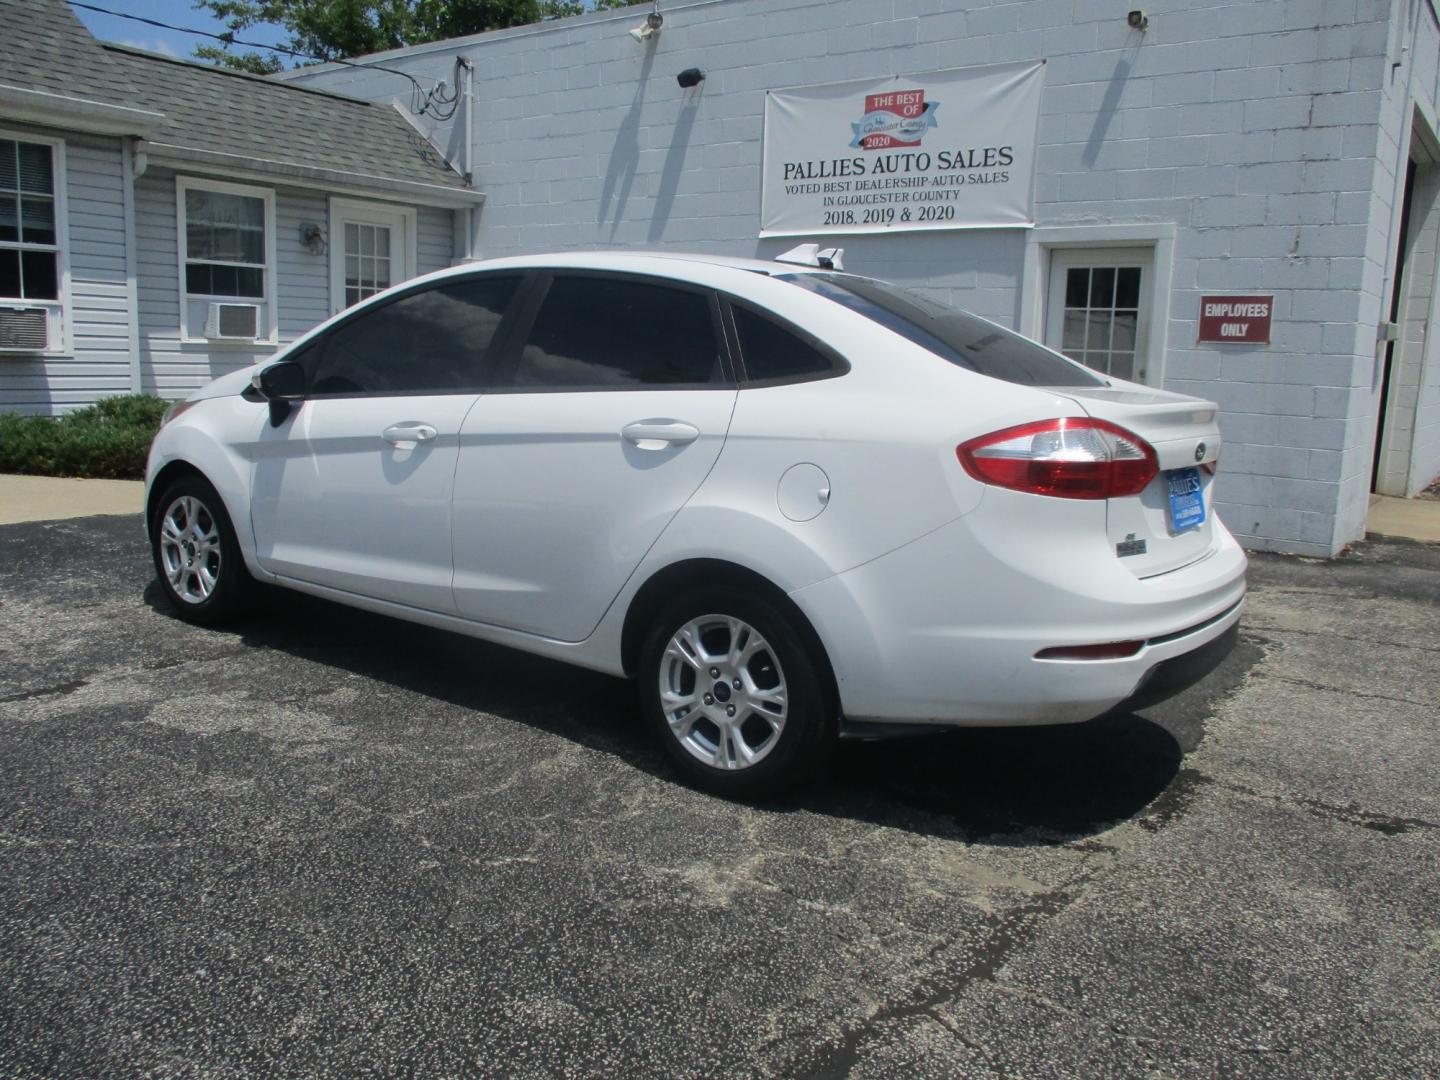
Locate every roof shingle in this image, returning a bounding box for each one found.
[102,45,466,191]
[0,0,138,105]
[0,0,465,193]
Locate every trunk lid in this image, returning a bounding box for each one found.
[1058,383,1222,578]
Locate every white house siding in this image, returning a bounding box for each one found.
[286,0,1440,555]
[136,167,327,397]
[135,168,455,398]
[0,126,129,415]
[417,205,455,275]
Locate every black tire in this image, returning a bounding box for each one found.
[639,585,837,798]
[149,474,254,625]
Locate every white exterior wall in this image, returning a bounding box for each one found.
[0,131,458,412]
[134,167,456,399]
[287,0,1440,554]
[0,126,130,413]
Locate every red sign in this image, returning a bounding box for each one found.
[1198,295,1273,344]
[856,89,935,150]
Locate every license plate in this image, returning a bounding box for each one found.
[1166,467,1205,532]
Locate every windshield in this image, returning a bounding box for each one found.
[777,273,1104,388]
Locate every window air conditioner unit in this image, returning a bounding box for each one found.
[204,302,262,340]
[0,306,51,352]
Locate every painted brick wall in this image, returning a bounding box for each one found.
[286,0,1430,555]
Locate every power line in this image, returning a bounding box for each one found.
[66,0,446,103]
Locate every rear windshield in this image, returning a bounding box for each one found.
[776,272,1104,387]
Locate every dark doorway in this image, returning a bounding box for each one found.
[1373,158,1418,493]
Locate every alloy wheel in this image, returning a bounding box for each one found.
[158,495,223,604]
[658,613,789,770]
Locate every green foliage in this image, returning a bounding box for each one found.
[193,43,285,74]
[193,0,647,66]
[0,395,169,480]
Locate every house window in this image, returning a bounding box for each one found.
[184,187,265,297]
[0,138,60,302]
[178,177,274,341]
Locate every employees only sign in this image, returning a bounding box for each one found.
[1197,295,1274,344]
[761,61,1044,237]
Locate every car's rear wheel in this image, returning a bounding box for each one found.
[150,475,253,624]
[639,587,835,798]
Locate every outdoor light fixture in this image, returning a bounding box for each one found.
[629,7,663,42]
[1127,10,1149,30]
[299,223,325,255]
[677,67,704,89]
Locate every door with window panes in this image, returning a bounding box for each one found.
[1045,249,1152,383]
[329,201,414,313]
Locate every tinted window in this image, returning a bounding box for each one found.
[731,305,839,382]
[778,273,1104,387]
[508,276,723,388]
[305,275,519,395]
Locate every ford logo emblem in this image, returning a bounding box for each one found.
[1194,442,1207,463]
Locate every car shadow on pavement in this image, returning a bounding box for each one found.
[145,582,1196,846]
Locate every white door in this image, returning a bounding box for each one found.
[451,273,737,641]
[1045,248,1153,383]
[329,200,416,313]
[251,273,524,612]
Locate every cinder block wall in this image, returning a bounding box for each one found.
[287,0,1435,556]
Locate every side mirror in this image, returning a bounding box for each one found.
[252,360,306,426]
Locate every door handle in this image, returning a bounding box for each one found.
[382,422,438,447]
[622,420,700,449]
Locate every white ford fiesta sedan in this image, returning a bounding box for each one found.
[146,250,1246,796]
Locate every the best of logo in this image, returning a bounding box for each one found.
[850,89,940,150]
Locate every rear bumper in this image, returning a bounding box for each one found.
[1107,618,1240,715]
[789,501,1248,727]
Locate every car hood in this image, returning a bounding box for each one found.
[186,363,267,403]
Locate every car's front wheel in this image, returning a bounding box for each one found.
[150,475,254,624]
[639,587,836,798]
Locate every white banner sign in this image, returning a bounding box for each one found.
[761,61,1045,237]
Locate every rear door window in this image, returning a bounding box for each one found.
[778,272,1104,387]
[730,304,846,384]
[502,275,728,389]
[303,274,521,396]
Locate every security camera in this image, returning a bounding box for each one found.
[1127,10,1148,30]
[629,11,662,42]
[677,67,704,89]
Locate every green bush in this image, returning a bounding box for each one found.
[0,394,170,480]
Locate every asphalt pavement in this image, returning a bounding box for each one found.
[0,514,1436,1078]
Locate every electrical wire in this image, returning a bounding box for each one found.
[67,0,460,117]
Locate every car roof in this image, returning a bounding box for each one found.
[415,250,823,287]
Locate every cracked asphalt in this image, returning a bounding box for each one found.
[1,514,1436,1078]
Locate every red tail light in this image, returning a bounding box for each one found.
[957,418,1158,500]
[1036,641,1145,660]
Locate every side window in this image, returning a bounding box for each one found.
[508,276,724,389]
[0,138,60,303]
[304,275,520,395]
[731,304,841,383]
